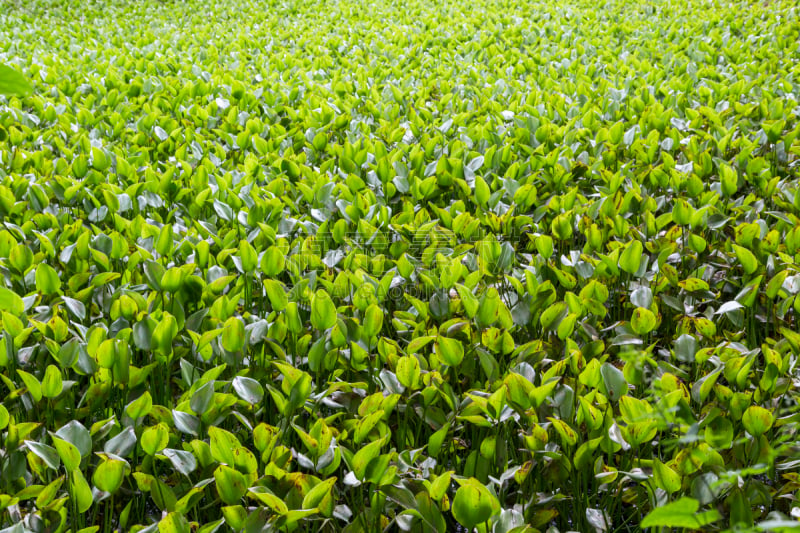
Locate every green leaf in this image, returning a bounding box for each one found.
[0,64,33,96]
[126,391,153,419]
[221,316,246,352]
[311,289,337,330]
[362,303,383,338]
[407,335,435,354]
[62,296,86,321]
[529,378,560,408]
[641,497,721,528]
[144,261,166,291]
[548,417,578,447]
[600,362,627,402]
[17,369,43,402]
[247,486,288,514]
[159,512,191,533]
[427,422,450,458]
[190,381,215,416]
[452,478,497,529]
[691,368,721,404]
[429,471,452,502]
[352,434,387,480]
[152,477,178,512]
[238,240,258,272]
[455,284,479,318]
[742,405,774,437]
[173,410,200,437]
[153,313,179,358]
[24,440,61,470]
[674,333,698,363]
[680,277,709,292]
[208,426,239,466]
[104,427,137,458]
[557,312,577,340]
[733,244,758,275]
[155,224,174,258]
[56,420,92,457]
[477,287,501,326]
[36,475,65,508]
[140,423,170,455]
[618,240,644,275]
[213,465,247,505]
[618,395,652,424]
[536,234,554,259]
[630,307,657,335]
[163,448,197,477]
[474,175,490,205]
[540,301,567,331]
[260,247,285,276]
[436,335,464,366]
[35,264,61,295]
[504,373,533,410]
[672,199,694,226]
[9,244,33,273]
[161,267,187,293]
[704,415,734,448]
[70,468,94,513]
[302,477,337,517]
[133,317,156,350]
[395,356,421,389]
[52,438,81,471]
[651,458,681,493]
[93,457,127,494]
[0,287,24,315]
[41,365,63,399]
[232,376,264,404]
[263,279,288,311]
[720,163,738,197]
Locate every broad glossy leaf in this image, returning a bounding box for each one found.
[641,497,721,528]
[163,448,197,477]
[436,335,464,366]
[395,356,421,389]
[263,279,288,311]
[452,478,497,529]
[232,375,264,404]
[0,64,33,96]
[0,287,24,315]
[362,303,383,338]
[302,477,337,517]
[141,423,170,455]
[70,468,94,513]
[52,438,81,471]
[213,465,247,505]
[105,427,137,458]
[221,316,246,352]
[41,365,63,399]
[35,264,61,295]
[25,440,60,470]
[55,421,92,457]
[600,362,627,402]
[618,240,643,275]
[352,435,387,480]
[311,289,337,330]
[126,391,153,419]
[630,307,656,335]
[742,405,774,437]
[159,512,191,533]
[93,457,127,493]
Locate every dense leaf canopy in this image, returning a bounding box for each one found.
[0,0,799,532]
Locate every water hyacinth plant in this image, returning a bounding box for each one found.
[1,0,800,531]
